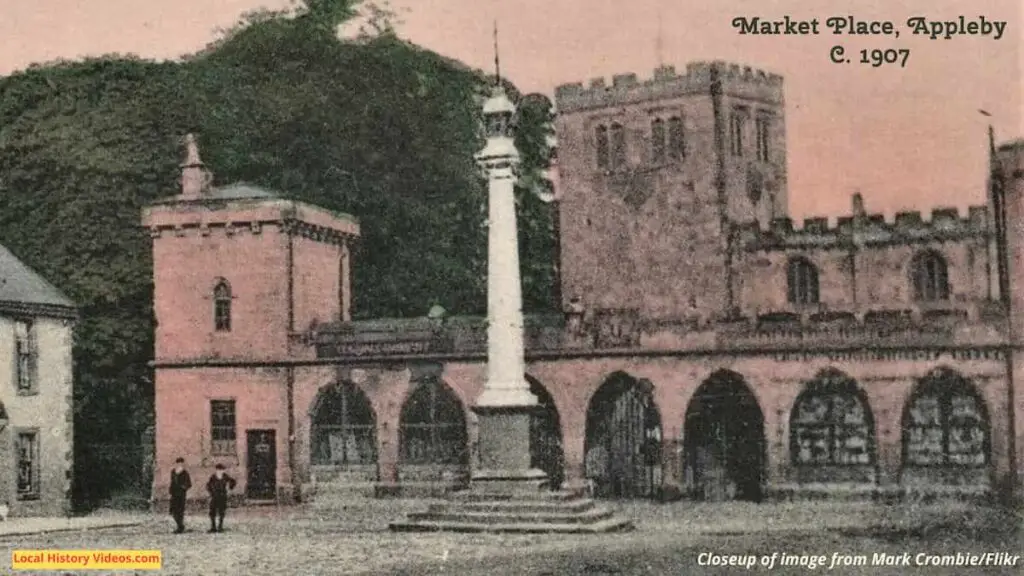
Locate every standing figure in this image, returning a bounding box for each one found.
[205,463,237,533]
[169,457,191,534]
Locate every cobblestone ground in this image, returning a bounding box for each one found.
[0,499,1019,575]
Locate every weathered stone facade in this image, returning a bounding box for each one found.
[147,64,1024,506]
[0,249,76,517]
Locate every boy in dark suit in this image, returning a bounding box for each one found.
[205,464,237,533]
[169,457,191,534]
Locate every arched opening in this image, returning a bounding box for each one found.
[910,250,950,302]
[683,370,766,502]
[790,369,877,486]
[901,367,990,488]
[584,372,662,499]
[310,382,377,467]
[399,379,468,468]
[527,377,564,491]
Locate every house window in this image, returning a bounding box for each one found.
[609,123,626,169]
[787,257,820,305]
[651,119,666,163]
[730,108,747,157]
[399,379,468,465]
[595,125,609,169]
[311,383,377,466]
[668,116,685,159]
[790,369,875,466]
[755,115,771,162]
[14,320,37,394]
[910,250,950,302]
[16,431,40,500]
[213,279,232,332]
[903,368,988,467]
[210,400,237,456]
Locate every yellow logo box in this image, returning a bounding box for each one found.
[12,550,162,571]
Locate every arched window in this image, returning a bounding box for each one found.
[787,257,819,305]
[790,369,875,466]
[399,380,467,465]
[213,280,232,332]
[311,383,376,465]
[651,119,666,163]
[668,116,685,159]
[609,123,626,169]
[595,125,609,169]
[903,368,988,467]
[910,250,950,302]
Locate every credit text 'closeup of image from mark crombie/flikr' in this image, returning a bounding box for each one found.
[0,0,1021,574]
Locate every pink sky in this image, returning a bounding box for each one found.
[1,0,1020,220]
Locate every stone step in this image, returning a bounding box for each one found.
[407,506,614,526]
[427,498,598,515]
[453,489,585,503]
[389,516,634,534]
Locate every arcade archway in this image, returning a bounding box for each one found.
[584,372,662,499]
[683,370,766,502]
[528,377,565,490]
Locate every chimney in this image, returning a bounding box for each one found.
[180,134,208,199]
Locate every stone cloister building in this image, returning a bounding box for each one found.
[146,62,1024,506]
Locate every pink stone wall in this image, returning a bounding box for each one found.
[152,367,289,501]
[152,226,289,361]
[292,235,342,332]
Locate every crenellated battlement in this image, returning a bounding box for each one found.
[554,61,784,113]
[740,204,990,251]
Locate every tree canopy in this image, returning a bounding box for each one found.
[0,1,557,505]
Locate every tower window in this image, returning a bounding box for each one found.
[651,119,666,163]
[213,279,232,332]
[609,123,626,169]
[910,251,950,302]
[756,115,771,162]
[595,125,609,169]
[668,116,685,159]
[787,257,820,305]
[730,108,747,157]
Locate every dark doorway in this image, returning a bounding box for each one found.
[584,372,662,499]
[528,377,564,490]
[683,371,765,502]
[246,429,277,500]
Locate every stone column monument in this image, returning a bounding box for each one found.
[390,29,631,533]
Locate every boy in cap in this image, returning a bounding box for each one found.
[169,457,191,534]
[205,464,237,533]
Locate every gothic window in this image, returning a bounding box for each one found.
[311,383,377,466]
[668,116,685,159]
[213,279,232,332]
[903,368,988,467]
[651,119,666,163]
[16,430,40,500]
[609,123,626,169]
[790,370,875,466]
[399,379,467,465]
[730,108,747,157]
[595,125,609,169]
[910,251,950,302]
[210,399,237,456]
[787,257,820,305]
[14,320,37,394]
[755,115,771,162]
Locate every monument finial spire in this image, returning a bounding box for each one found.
[655,0,664,66]
[493,20,501,87]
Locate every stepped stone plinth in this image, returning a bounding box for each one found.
[388,486,634,534]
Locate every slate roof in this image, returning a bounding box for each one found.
[0,243,75,315]
[207,183,281,200]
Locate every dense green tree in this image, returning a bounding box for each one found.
[0,1,557,506]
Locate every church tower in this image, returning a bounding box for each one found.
[553,62,787,321]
